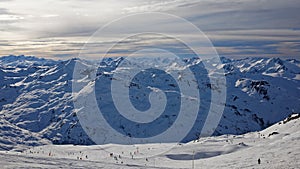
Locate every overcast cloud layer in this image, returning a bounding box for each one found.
[0,0,300,59]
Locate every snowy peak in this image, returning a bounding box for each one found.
[220,57,300,80]
[0,55,58,67]
[0,55,299,149]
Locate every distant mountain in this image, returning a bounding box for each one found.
[0,55,299,150]
[0,55,57,67]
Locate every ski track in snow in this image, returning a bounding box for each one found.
[1,115,299,168]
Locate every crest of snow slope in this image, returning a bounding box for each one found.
[0,114,299,169]
[0,55,299,150]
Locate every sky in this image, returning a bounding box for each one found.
[0,0,300,59]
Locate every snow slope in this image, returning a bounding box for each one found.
[1,113,299,168]
[0,55,299,149]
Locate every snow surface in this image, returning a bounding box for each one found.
[1,114,299,168]
[0,55,299,168]
[0,56,299,146]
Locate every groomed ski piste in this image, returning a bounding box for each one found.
[1,114,299,169]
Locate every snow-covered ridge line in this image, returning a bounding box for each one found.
[1,55,299,66]
[0,55,59,67]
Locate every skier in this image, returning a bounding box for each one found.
[258,158,261,164]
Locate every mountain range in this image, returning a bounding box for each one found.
[0,55,299,150]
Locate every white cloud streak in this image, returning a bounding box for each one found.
[0,0,300,59]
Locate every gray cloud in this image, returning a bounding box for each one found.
[1,0,300,59]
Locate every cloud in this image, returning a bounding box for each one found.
[0,8,23,24]
[0,14,24,22]
[0,0,300,59]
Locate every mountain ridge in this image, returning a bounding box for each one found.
[0,55,299,150]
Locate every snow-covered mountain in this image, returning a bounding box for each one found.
[0,55,299,150]
[0,55,57,67]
